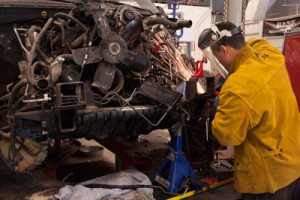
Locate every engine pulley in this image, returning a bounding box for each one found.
[124,9,136,22]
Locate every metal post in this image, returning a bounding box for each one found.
[168,0,185,38]
[168,0,172,9]
[227,0,243,26]
[173,2,176,18]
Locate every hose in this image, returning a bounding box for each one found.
[143,17,192,30]
[52,54,74,63]
[0,130,10,139]
[70,31,87,49]
[25,10,88,84]
[0,93,10,102]
[29,54,74,89]
[28,26,51,63]
[0,126,10,131]
[53,13,86,31]
[13,26,29,57]
[27,18,54,87]
[7,79,27,112]
[59,23,66,46]
[26,15,84,87]
[27,61,49,88]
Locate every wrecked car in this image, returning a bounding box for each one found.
[0,0,216,172]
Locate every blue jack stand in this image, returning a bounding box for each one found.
[153,124,197,193]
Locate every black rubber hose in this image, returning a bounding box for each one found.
[0,130,10,139]
[70,32,87,49]
[27,18,54,87]
[143,17,192,30]
[28,26,41,42]
[30,54,74,88]
[59,24,66,46]
[27,61,49,88]
[55,54,74,62]
[7,79,27,111]
[0,93,10,102]
[37,46,50,63]
[54,12,86,31]
[0,126,10,131]
[28,25,51,63]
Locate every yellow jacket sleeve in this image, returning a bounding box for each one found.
[212,91,252,146]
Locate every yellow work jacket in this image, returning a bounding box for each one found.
[212,38,300,194]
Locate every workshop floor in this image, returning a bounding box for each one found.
[0,130,241,200]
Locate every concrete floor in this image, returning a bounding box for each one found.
[186,182,241,200]
[0,130,241,200]
[0,161,63,200]
[153,182,241,200]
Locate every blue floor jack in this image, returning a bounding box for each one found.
[153,123,197,193]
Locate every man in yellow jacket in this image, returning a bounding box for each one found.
[198,22,300,199]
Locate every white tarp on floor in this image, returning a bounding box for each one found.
[49,170,155,200]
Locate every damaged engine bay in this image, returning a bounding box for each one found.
[0,0,219,174]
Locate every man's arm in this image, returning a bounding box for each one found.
[212,91,253,146]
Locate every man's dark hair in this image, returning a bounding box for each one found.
[212,22,246,51]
